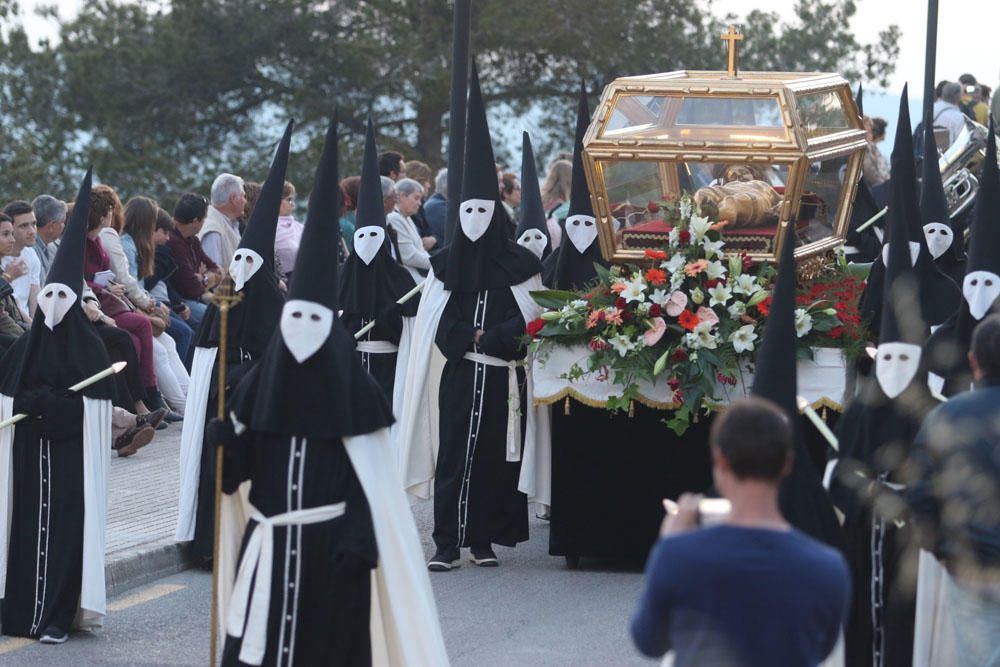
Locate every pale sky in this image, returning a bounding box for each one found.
[18,0,1000,94]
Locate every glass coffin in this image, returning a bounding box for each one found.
[582,71,867,263]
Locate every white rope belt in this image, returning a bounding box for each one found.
[464,351,525,462]
[356,340,399,354]
[227,502,346,665]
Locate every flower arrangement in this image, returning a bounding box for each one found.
[528,194,774,434]
[527,194,870,434]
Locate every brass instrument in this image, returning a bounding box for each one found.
[939,117,993,219]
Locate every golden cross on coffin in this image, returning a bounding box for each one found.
[720,24,744,78]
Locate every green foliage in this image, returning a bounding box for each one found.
[0,0,898,203]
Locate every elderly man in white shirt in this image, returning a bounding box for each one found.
[932,81,970,147]
[385,178,435,281]
[198,173,246,268]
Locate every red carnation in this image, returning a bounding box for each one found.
[678,229,691,245]
[829,326,845,339]
[756,295,772,316]
[668,377,681,390]
[622,309,634,322]
[671,347,689,362]
[615,297,627,310]
[649,303,662,317]
[645,249,668,261]
[741,252,754,271]
[647,200,660,214]
[678,310,699,331]
[589,338,609,351]
[526,318,546,337]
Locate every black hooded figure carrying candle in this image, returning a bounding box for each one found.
[398,61,550,571]
[213,113,449,667]
[176,121,293,559]
[338,118,418,409]
[0,169,116,643]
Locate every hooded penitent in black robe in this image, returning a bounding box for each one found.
[219,114,449,666]
[751,230,843,549]
[338,119,417,404]
[177,121,292,559]
[417,64,541,555]
[859,87,960,341]
[832,153,939,667]
[926,121,1000,397]
[542,84,608,290]
[514,131,552,263]
[845,84,886,264]
[0,170,116,639]
[920,112,967,287]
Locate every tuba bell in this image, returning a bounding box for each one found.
[938,117,995,219]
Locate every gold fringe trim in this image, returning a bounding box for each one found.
[534,386,679,411]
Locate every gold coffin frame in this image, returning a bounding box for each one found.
[581,71,867,265]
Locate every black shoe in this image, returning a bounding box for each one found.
[39,627,68,644]
[137,407,168,431]
[428,548,461,572]
[470,545,499,567]
[164,411,184,423]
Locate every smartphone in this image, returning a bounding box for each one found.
[662,498,732,526]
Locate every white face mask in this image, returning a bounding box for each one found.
[565,214,598,254]
[280,299,334,363]
[922,222,954,260]
[881,241,920,268]
[962,270,1000,320]
[875,341,922,399]
[459,198,495,242]
[229,248,264,292]
[353,226,385,266]
[517,229,548,259]
[38,282,77,331]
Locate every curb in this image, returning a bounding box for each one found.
[105,538,196,598]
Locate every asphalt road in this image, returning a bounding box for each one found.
[0,501,652,666]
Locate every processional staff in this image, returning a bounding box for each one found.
[208,273,243,667]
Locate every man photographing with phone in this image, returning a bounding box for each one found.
[630,397,850,666]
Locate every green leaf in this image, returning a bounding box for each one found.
[530,289,585,310]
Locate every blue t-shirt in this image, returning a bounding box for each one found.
[631,525,850,667]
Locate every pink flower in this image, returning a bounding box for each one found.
[586,310,604,329]
[605,308,623,326]
[643,317,667,346]
[610,282,627,294]
[665,290,688,317]
[696,306,719,326]
[684,259,708,277]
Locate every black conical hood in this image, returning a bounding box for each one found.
[289,113,340,310]
[966,119,1000,273]
[238,119,294,267]
[920,110,963,262]
[752,226,842,547]
[354,118,387,231]
[515,131,549,241]
[460,62,500,202]
[567,82,594,218]
[891,86,926,255]
[855,81,864,117]
[880,175,926,347]
[751,227,797,419]
[46,167,92,289]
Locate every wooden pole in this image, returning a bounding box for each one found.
[208,274,242,667]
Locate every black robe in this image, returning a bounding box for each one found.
[220,431,377,667]
[832,381,937,667]
[342,306,404,405]
[1,390,86,637]
[432,286,528,551]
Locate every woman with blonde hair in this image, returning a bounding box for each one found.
[541,158,572,248]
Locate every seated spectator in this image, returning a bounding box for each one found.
[631,397,850,667]
[30,194,67,283]
[239,181,261,235]
[404,159,434,237]
[379,150,406,181]
[541,159,572,248]
[200,173,245,268]
[423,168,448,244]
[0,200,42,320]
[387,178,432,281]
[339,175,361,252]
[0,213,30,350]
[166,193,221,328]
[140,208,195,362]
[274,180,303,283]
[908,314,1000,665]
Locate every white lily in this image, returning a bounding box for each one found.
[690,214,713,242]
[729,324,758,354]
[665,254,686,273]
[733,273,762,296]
[702,238,726,259]
[708,282,732,307]
[649,288,670,306]
[690,287,705,305]
[621,277,647,303]
[727,301,747,319]
[685,320,718,350]
[609,334,637,357]
[570,299,589,309]
[704,261,727,281]
[679,198,692,220]
[794,308,813,338]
